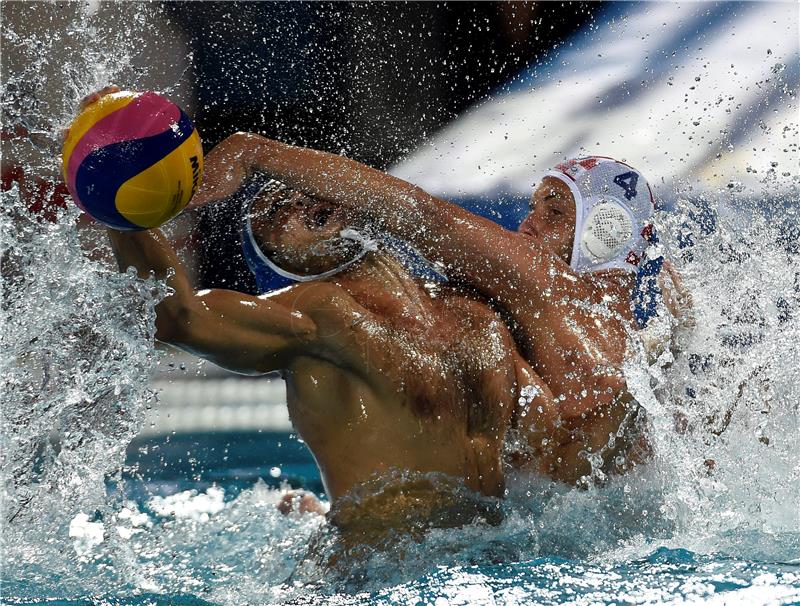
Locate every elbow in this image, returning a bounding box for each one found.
[217,131,266,158]
[154,299,196,346]
[230,131,271,151]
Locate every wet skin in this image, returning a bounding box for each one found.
[107,192,576,504]
[69,87,645,548]
[191,133,649,475]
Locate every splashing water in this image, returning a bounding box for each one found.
[2,0,176,597]
[2,2,799,605]
[629,196,800,557]
[0,184,167,584]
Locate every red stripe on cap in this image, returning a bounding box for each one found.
[578,157,600,170]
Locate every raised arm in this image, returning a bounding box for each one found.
[190,133,581,309]
[107,228,316,375]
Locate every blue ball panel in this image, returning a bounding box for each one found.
[74,110,195,231]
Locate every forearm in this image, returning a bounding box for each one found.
[235,133,525,281]
[210,133,556,304]
[237,133,430,232]
[190,131,409,218]
[106,228,195,339]
[107,228,322,374]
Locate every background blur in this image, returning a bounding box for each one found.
[170,1,598,293]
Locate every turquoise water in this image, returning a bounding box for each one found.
[4,431,799,605]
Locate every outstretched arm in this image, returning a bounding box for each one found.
[107,229,316,374]
[189,133,584,310]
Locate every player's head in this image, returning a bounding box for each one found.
[244,180,373,281]
[520,157,655,273]
[518,175,577,264]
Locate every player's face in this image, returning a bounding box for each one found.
[518,177,576,264]
[251,185,361,276]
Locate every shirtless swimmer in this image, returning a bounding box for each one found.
[69,86,604,532]
[191,137,680,477]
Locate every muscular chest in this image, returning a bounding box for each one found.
[345,313,469,419]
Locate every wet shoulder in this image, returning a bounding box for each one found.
[264,281,389,374]
[262,281,367,320]
[439,290,512,346]
[437,290,520,387]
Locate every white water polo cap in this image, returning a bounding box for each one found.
[546,157,656,273]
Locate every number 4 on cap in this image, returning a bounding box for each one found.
[613,172,639,200]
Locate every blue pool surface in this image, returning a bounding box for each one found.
[7,430,799,606]
[122,430,326,499]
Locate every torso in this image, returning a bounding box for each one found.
[270,281,528,501]
[504,261,651,480]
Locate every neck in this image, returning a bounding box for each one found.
[331,252,435,321]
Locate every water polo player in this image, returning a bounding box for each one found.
[69,82,640,534]
[192,136,686,475]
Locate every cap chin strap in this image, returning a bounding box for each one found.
[244,201,378,283]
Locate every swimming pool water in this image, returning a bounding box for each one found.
[4,431,798,606]
[2,1,799,603]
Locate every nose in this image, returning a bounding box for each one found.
[519,216,539,238]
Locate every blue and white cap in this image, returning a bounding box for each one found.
[546,156,656,273]
[241,179,378,285]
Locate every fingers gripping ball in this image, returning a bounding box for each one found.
[61,91,203,230]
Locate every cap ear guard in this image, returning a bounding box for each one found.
[544,157,665,328]
[580,199,634,265]
[546,157,655,273]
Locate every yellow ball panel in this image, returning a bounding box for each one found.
[163,130,204,207]
[115,162,176,228]
[184,130,204,201]
[115,129,204,228]
[61,92,138,180]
